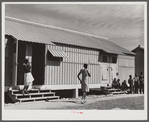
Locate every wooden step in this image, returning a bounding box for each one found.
[14,92,55,97]
[105,86,112,89]
[11,89,51,94]
[108,89,120,92]
[112,91,125,95]
[17,96,59,103]
[90,88,102,91]
[11,89,51,92]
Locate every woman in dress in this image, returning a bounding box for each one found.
[22,58,34,95]
[77,63,91,104]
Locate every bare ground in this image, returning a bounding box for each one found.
[4,94,144,110]
[61,95,144,110]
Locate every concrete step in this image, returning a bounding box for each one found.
[17,96,60,103]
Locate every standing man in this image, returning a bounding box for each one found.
[77,64,91,104]
[139,72,144,94]
[133,74,139,94]
[128,75,133,94]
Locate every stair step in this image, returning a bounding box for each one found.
[90,88,101,91]
[108,89,120,92]
[17,96,59,102]
[14,92,55,96]
[11,89,51,92]
[105,86,112,89]
[112,91,125,95]
[11,89,51,94]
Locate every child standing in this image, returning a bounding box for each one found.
[22,58,34,95]
[128,75,133,94]
[77,64,91,104]
[139,72,144,94]
[133,74,139,94]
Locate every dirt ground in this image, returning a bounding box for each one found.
[4,94,144,110]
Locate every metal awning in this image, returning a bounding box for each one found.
[48,49,68,58]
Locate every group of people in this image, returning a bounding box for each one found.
[112,72,144,94]
[127,73,144,94]
[112,78,121,89]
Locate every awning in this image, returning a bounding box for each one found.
[48,49,68,58]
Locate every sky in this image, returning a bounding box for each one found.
[5,3,145,51]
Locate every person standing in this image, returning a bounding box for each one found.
[139,72,144,94]
[133,74,139,94]
[128,75,133,94]
[77,64,91,104]
[22,58,34,95]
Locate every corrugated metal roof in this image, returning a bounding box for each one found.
[5,16,135,55]
[5,17,54,45]
[48,49,68,58]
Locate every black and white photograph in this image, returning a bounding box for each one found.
[2,2,147,120]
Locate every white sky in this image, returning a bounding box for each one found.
[5,3,145,51]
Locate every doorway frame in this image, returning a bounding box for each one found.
[32,43,46,85]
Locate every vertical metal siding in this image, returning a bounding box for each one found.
[53,62,57,85]
[59,62,62,84]
[51,61,53,85]
[67,63,70,85]
[46,44,101,85]
[62,63,65,85]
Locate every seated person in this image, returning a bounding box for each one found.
[117,79,121,89]
[122,80,128,91]
[112,78,118,89]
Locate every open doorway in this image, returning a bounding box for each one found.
[32,43,45,85]
[17,41,26,85]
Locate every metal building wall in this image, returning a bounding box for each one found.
[45,44,100,85]
[118,55,135,84]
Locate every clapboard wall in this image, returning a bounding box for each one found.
[45,44,100,85]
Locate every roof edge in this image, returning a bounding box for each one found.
[5,16,109,41]
[132,45,144,52]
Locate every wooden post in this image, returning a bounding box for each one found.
[44,44,47,85]
[12,39,18,86]
[73,88,78,98]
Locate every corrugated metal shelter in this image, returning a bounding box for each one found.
[5,16,135,97]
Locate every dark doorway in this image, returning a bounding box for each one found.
[32,43,45,85]
[17,41,26,85]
